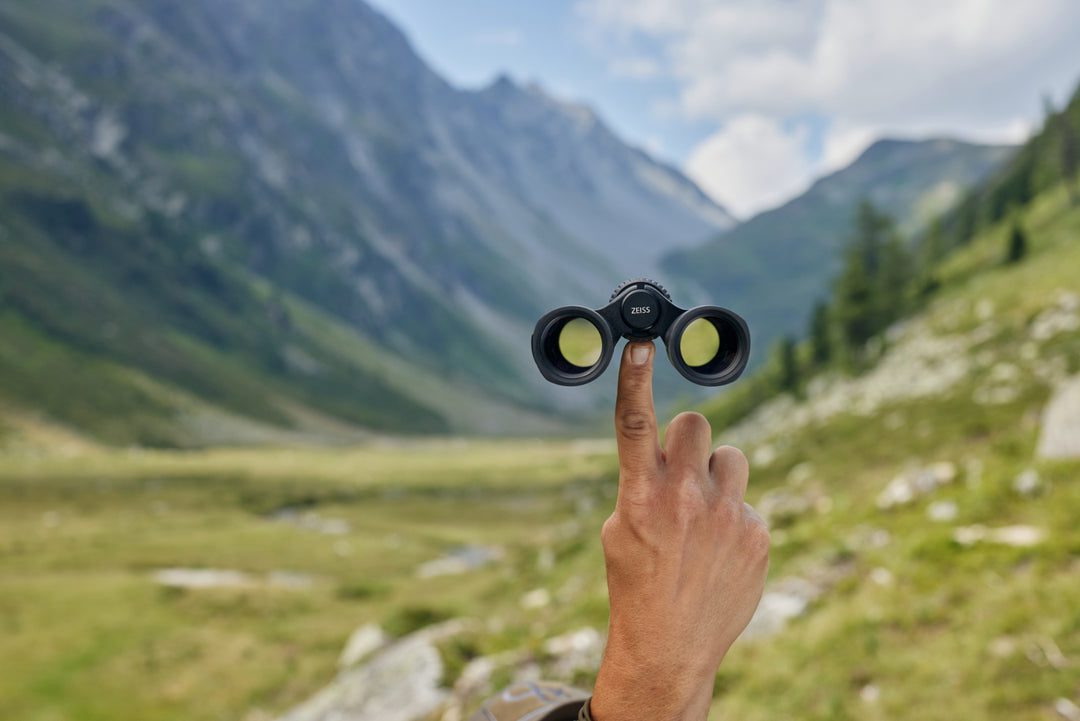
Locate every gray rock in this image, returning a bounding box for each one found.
[1030,293,1080,341]
[338,625,390,670]
[926,500,958,522]
[742,577,821,640]
[153,568,313,590]
[1054,698,1080,721]
[876,462,956,509]
[416,545,505,579]
[953,525,1046,547]
[1013,469,1043,497]
[1037,374,1080,459]
[757,488,812,525]
[543,628,605,678]
[155,568,252,589]
[271,509,352,536]
[276,621,477,721]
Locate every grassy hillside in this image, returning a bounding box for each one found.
[0,154,574,444]
[695,184,1080,719]
[0,170,444,441]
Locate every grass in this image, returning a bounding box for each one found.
[698,185,1080,720]
[0,438,618,721]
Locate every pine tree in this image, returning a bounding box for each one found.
[918,218,946,270]
[1006,223,1028,264]
[833,200,905,356]
[777,335,800,395]
[951,192,979,247]
[879,232,912,327]
[915,217,945,296]
[809,301,831,367]
[1059,107,1079,206]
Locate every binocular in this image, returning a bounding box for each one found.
[531,278,751,386]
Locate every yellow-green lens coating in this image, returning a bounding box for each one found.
[558,317,603,368]
[680,318,720,367]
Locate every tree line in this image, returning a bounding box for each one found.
[757,79,1080,401]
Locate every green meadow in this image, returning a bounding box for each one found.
[0,439,619,720]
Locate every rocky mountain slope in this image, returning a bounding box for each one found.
[666,138,1014,358]
[0,0,733,443]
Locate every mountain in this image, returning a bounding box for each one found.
[0,0,733,444]
[665,138,1014,359]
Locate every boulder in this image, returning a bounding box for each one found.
[339,624,390,670]
[276,621,474,721]
[1037,374,1080,459]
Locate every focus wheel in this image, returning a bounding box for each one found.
[609,277,671,302]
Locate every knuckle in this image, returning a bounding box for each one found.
[673,477,707,513]
[600,516,618,549]
[620,496,654,531]
[714,497,741,526]
[617,410,655,441]
[746,518,772,557]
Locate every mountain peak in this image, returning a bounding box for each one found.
[856,136,1018,166]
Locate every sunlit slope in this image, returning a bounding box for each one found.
[696,185,1080,719]
[0,161,563,444]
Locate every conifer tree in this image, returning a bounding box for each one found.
[809,301,831,367]
[951,192,979,247]
[915,217,945,296]
[1006,223,1028,264]
[777,335,800,395]
[1059,108,1079,206]
[833,200,906,356]
[880,232,912,326]
[918,218,946,271]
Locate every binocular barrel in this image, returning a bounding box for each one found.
[531,279,751,386]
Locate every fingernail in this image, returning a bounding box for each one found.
[630,343,650,365]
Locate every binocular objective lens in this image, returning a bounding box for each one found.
[557,317,603,368]
[680,317,721,367]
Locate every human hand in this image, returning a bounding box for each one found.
[590,341,770,721]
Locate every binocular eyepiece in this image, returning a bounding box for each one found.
[531,278,751,386]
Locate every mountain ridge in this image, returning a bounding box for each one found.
[664,136,1016,359]
[0,0,735,443]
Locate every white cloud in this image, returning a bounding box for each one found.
[821,121,879,173]
[608,56,662,80]
[685,115,816,218]
[579,0,1080,213]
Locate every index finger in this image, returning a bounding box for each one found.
[615,341,662,482]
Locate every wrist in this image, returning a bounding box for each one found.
[590,646,716,721]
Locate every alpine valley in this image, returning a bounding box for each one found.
[0,0,1010,444]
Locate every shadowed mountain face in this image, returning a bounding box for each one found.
[0,0,734,441]
[665,138,1015,360]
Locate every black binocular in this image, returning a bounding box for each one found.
[531,278,751,386]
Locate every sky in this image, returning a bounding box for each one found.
[366,0,1080,220]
